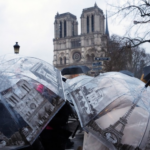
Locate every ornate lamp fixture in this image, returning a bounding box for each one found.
[14,42,20,54]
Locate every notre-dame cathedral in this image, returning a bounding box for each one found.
[53,3,109,70]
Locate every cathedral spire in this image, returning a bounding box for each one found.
[105,10,109,36]
[94,2,98,7]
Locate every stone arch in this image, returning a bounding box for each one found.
[85,48,97,56]
[60,52,64,57]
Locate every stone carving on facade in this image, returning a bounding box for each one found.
[84,35,94,40]
[85,48,97,55]
[71,38,81,41]
[58,40,66,44]
[60,52,65,57]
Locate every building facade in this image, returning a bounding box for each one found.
[53,3,109,71]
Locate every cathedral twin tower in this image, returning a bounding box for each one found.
[53,3,109,70]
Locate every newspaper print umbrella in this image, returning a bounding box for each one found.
[64,75,93,104]
[66,72,150,150]
[0,54,65,150]
[119,70,134,77]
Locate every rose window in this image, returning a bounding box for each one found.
[73,52,81,62]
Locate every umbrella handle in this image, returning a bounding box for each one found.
[145,79,150,88]
[72,123,80,138]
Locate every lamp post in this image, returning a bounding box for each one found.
[13,42,20,54]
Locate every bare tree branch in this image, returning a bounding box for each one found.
[104,35,150,78]
[122,37,150,47]
[108,0,150,47]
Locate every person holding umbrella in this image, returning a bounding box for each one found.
[140,65,150,85]
[67,72,150,150]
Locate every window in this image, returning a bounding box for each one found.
[86,54,90,61]
[91,38,94,45]
[87,16,89,33]
[72,52,81,62]
[72,22,74,36]
[86,39,89,46]
[89,56,92,62]
[64,20,67,37]
[55,20,58,38]
[71,39,81,48]
[91,15,94,32]
[64,57,66,64]
[91,54,95,61]
[60,57,62,64]
[87,54,95,62]
[59,21,62,38]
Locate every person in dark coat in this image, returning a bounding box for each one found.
[40,102,73,150]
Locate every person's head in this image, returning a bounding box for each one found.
[64,74,84,79]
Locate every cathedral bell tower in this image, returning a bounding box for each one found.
[81,3,105,34]
[54,12,78,39]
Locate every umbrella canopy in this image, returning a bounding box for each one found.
[66,72,150,150]
[143,65,150,81]
[120,70,134,77]
[61,65,90,75]
[64,75,93,104]
[0,54,65,150]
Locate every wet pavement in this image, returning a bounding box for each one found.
[65,131,84,150]
[66,118,84,150]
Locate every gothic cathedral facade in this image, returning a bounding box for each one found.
[53,3,109,71]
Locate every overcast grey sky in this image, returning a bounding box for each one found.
[0,0,149,64]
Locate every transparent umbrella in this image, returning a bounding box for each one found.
[66,72,150,150]
[0,54,65,150]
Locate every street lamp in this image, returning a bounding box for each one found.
[13,42,20,54]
